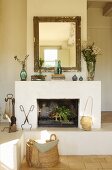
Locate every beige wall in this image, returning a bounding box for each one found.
[0,0,87,117]
[88,8,112,111]
[1,1,111,113]
[0,0,27,113]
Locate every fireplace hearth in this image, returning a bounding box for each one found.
[37,99,79,127]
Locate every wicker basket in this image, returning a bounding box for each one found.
[26,135,59,168]
[80,96,93,131]
[80,116,92,131]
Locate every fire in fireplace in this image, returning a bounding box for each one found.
[37,99,79,127]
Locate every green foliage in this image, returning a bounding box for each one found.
[82,43,96,63]
[82,49,96,63]
[39,58,44,68]
[81,42,101,63]
[55,106,71,122]
[38,58,44,74]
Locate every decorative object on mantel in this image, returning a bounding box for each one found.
[82,42,102,81]
[80,96,93,131]
[54,60,62,75]
[79,76,83,81]
[51,60,65,80]
[35,58,46,81]
[57,60,62,74]
[72,75,78,81]
[14,55,29,81]
[31,75,46,81]
[19,105,34,130]
[51,74,65,80]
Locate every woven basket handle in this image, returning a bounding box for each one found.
[50,134,57,141]
[83,96,93,116]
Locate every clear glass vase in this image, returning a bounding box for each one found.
[87,61,96,81]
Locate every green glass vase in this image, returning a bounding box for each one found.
[87,61,96,81]
[20,68,27,81]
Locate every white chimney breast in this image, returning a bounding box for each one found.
[15,81,101,129]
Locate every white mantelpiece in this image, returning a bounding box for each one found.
[15,81,101,129]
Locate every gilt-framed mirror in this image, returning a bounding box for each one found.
[33,16,81,72]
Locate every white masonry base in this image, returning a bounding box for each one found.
[15,81,101,129]
[15,81,108,155]
[24,126,112,155]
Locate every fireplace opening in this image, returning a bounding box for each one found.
[37,99,79,127]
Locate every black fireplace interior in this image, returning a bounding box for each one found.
[37,99,79,127]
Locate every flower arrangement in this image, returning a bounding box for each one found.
[81,42,101,63]
[81,42,102,80]
[14,55,29,69]
[14,55,29,81]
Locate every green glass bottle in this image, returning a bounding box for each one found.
[57,60,62,74]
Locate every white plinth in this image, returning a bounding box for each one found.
[15,81,101,129]
[24,126,112,155]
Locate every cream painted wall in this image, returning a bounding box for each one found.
[1,1,110,114]
[0,0,27,115]
[27,0,87,80]
[0,0,87,119]
[88,8,112,111]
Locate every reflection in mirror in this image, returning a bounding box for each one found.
[39,22,76,67]
[33,16,81,72]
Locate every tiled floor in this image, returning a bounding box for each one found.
[101,111,112,123]
[21,155,112,170]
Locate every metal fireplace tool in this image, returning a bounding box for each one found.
[1,94,16,132]
[19,105,34,130]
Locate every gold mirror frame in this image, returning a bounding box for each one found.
[33,16,81,72]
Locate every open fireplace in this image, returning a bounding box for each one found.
[37,99,79,127]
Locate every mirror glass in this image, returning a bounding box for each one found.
[33,16,81,72]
